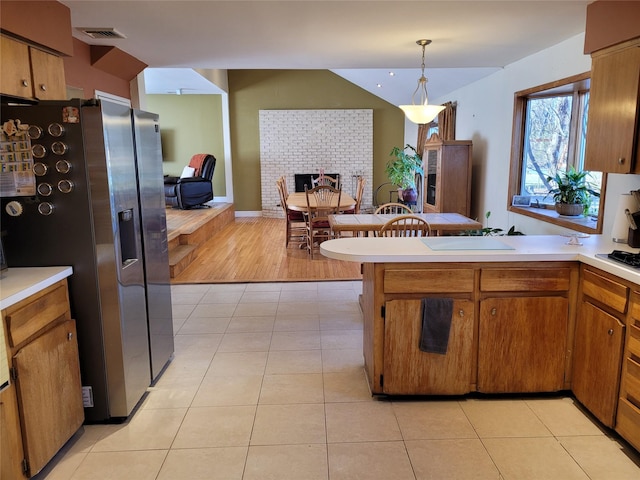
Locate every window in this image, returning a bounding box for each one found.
[508,72,605,234]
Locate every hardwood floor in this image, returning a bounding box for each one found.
[171,216,363,284]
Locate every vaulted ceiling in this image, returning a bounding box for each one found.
[60,1,590,104]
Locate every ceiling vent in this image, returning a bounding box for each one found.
[77,28,127,39]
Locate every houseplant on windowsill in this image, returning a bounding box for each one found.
[386,144,423,203]
[546,166,599,217]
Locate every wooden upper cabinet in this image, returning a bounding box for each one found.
[0,35,66,101]
[29,46,66,100]
[1,35,32,98]
[584,39,640,173]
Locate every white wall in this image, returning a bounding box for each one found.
[424,33,640,236]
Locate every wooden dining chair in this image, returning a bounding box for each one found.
[339,176,366,237]
[379,214,431,237]
[304,185,342,258]
[311,174,340,189]
[341,176,366,213]
[276,177,306,247]
[375,202,413,214]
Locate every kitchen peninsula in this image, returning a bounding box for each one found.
[321,235,640,452]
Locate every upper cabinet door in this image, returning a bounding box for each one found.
[29,46,66,100]
[0,35,32,98]
[584,40,640,174]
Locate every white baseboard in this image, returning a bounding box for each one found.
[235,211,263,217]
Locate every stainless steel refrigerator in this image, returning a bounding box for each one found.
[0,99,174,422]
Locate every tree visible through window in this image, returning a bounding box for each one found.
[521,92,600,215]
[508,72,604,234]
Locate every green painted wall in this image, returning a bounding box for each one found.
[228,70,404,211]
[146,94,226,196]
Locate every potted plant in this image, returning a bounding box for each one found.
[546,166,599,216]
[386,144,424,203]
[461,211,525,236]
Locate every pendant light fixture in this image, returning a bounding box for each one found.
[399,39,445,124]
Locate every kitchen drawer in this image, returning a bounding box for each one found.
[4,281,70,347]
[582,269,629,314]
[624,357,640,402]
[630,323,640,358]
[617,398,640,452]
[480,267,571,292]
[384,268,474,294]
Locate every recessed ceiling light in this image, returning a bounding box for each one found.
[389,72,395,77]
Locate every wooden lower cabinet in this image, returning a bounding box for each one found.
[1,279,84,478]
[364,261,577,396]
[617,291,640,450]
[572,266,628,428]
[1,384,25,480]
[383,298,474,394]
[477,296,569,393]
[572,302,625,427]
[361,260,640,452]
[14,320,83,476]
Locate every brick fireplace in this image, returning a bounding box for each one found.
[259,109,373,217]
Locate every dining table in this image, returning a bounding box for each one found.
[327,212,483,236]
[286,192,357,212]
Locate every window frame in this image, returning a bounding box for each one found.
[507,72,606,235]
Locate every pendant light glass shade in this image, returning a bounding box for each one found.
[399,39,444,124]
[399,104,445,124]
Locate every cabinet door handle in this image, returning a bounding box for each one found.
[607,329,614,336]
[67,332,74,340]
[458,309,464,317]
[39,84,47,92]
[21,79,29,87]
[617,158,625,165]
[491,307,497,316]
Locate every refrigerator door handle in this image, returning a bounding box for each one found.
[118,208,139,267]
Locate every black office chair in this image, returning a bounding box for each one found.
[164,154,216,209]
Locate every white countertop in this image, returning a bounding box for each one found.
[321,234,640,285]
[0,266,73,310]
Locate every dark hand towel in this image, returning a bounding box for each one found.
[419,298,454,355]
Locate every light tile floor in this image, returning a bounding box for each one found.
[40,281,640,480]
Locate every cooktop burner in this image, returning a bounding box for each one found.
[607,250,640,268]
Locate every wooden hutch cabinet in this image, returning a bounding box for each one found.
[422,134,472,216]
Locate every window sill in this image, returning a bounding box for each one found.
[509,205,601,235]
